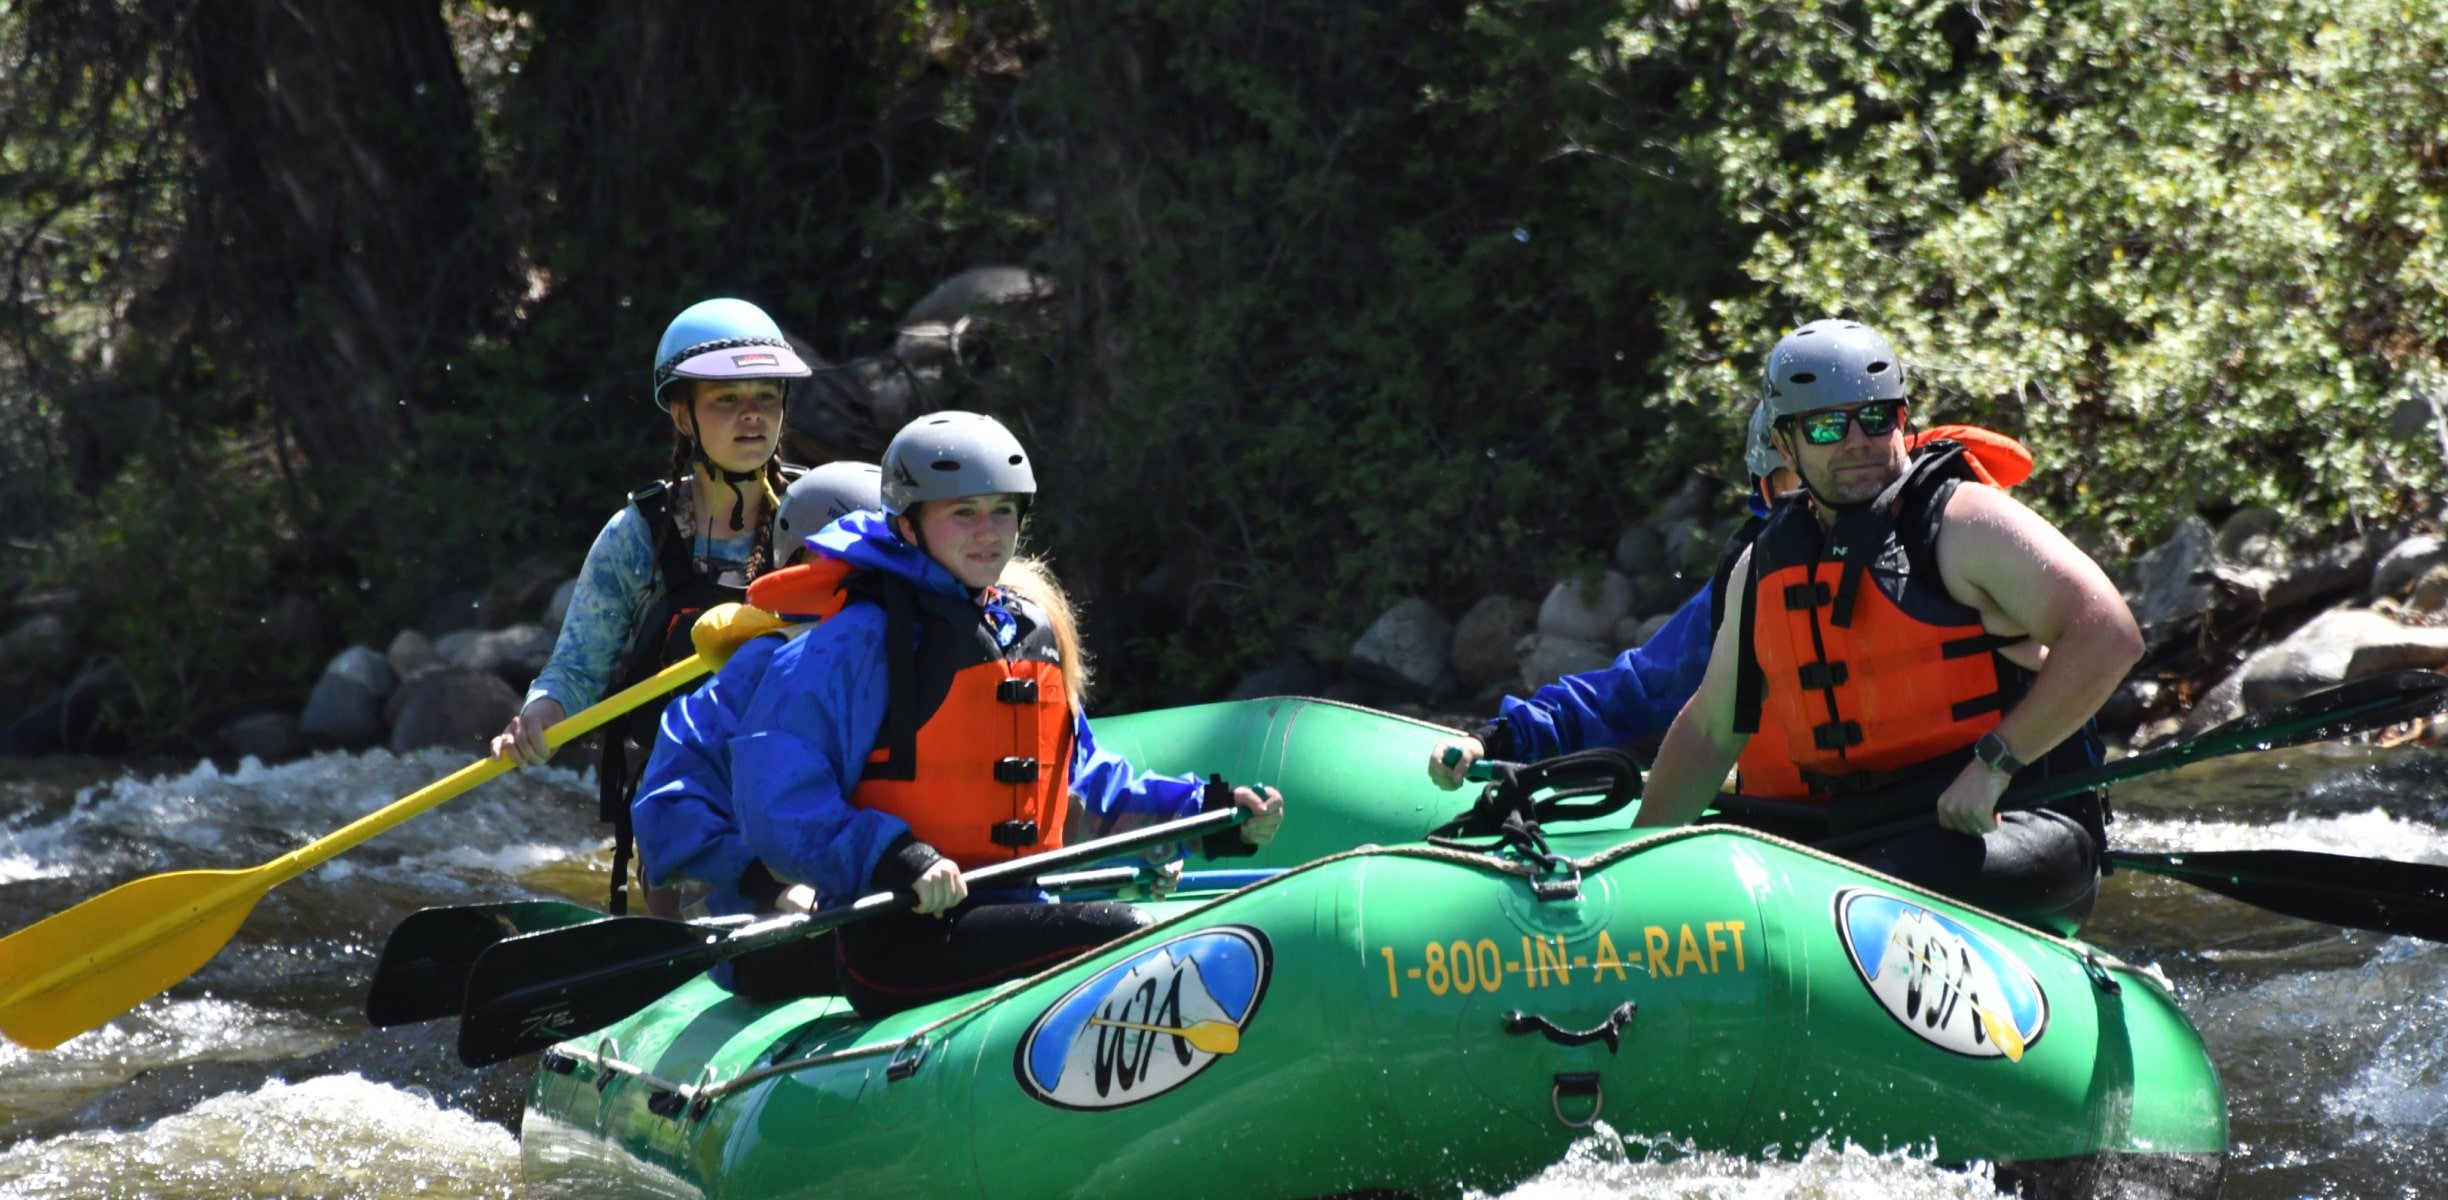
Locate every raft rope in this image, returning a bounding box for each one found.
[562,819,2152,1122]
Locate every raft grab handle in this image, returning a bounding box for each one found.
[1550,1072,1604,1129]
[1503,1001,1637,1055]
[887,1037,932,1082]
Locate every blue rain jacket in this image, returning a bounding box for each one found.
[1490,580,1716,762]
[632,510,1206,915]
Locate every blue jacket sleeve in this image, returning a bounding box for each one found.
[630,635,784,899]
[1069,714,1205,828]
[526,508,657,716]
[1494,581,1717,761]
[731,608,914,900]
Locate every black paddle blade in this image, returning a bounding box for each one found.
[365,901,607,1028]
[2190,669,2448,758]
[2112,849,2448,943]
[456,916,724,1066]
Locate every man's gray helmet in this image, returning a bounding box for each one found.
[774,461,884,549]
[1762,319,1907,418]
[880,411,1036,516]
[1744,399,1783,478]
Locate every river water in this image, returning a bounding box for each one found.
[1,739,2443,1199]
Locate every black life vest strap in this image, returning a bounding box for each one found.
[868,574,923,782]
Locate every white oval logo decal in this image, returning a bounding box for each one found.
[1835,889,2047,1061]
[1014,925,1271,1110]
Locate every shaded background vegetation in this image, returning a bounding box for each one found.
[3,0,2443,746]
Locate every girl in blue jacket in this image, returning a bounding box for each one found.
[637,411,1284,1013]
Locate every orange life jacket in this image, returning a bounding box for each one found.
[1731,444,2031,801]
[744,556,857,621]
[841,573,1078,868]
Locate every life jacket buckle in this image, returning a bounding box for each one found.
[996,677,1039,704]
[993,756,1041,784]
[991,819,1041,847]
[1811,720,1864,751]
[1796,661,1849,690]
[1782,581,1832,610]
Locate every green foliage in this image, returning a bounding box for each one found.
[7,0,2448,739]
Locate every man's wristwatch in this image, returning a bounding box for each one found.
[1973,731,2025,776]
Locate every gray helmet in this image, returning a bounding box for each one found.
[1744,399,1783,478]
[773,461,884,549]
[880,411,1036,516]
[1762,319,1907,418]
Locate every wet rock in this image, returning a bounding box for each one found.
[0,613,76,687]
[447,624,555,684]
[387,629,438,679]
[478,555,574,630]
[216,712,308,763]
[1450,595,1535,692]
[1225,660,1329,701]
[544,578,578,635]
[299,674,384,748]
[1536,572,1634,642]
[2412,565,2448,615]
[325,645,400,700]
[2231,607,2416,710]
[1611,526,1663,575]
[1349,598,1455,694]
[2373,535,2448,600]
[2214,505,2286,569]
[388,669,521,755]
[1517,633,1613,691]
[2127,515,2217,639]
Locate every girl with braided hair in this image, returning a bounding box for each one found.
[492,297,814,914]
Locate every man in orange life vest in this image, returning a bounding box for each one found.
[1633,319,2140,932]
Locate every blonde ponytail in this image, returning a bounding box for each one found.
[999,555,1091,712]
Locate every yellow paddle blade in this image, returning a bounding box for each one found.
[0,654,713,1052]
[1979,1003,2027,1063]
[0,868,269,1050]
[1086,1017,1242,1056]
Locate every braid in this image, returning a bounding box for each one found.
[748,458,787,579]
[648,433,693,566]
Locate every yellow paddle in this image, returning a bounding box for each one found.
[1086,1017,1244,1056]
[0,654,712,1051]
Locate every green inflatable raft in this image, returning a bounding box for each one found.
[517,698,2226,1199]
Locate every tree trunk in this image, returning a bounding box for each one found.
[181,0,504,475]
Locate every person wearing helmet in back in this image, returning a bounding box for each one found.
[1614,319,2137,933]
[1429,390,2040,810]
[648,411,1286,1015]
[490,298,813,916]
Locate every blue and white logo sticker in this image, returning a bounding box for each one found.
[1835,888,2047,1062]
[1015,925,1271,1111]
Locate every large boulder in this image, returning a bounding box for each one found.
[1449,595,1536,692]
[298,646,396,747]
[2126,515,2218,639]
[1536,572,1634,643]
[388,669,521,755]
[478,555,575,630]
[2373,535,2448,600]
[2230,607,2427,710]
[1517,633,1614,692]
[1349,598,1455,695]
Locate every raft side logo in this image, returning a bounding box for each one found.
[1834,888,2048,1061]
[1014,925,1271,1111]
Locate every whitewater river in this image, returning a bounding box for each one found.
[2,738,2443,1199]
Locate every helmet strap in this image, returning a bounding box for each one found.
[679,394,766,532]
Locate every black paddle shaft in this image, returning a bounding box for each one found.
[455,805,1249,1066]
[1814,669,2448,852]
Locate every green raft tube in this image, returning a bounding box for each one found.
[520,698,2226,1200]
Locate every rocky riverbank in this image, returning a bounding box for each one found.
[9,483,2444,767]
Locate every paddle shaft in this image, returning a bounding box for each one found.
[285,655,710,877]
[456,805,1252,1064]
[0,654,710,1050]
